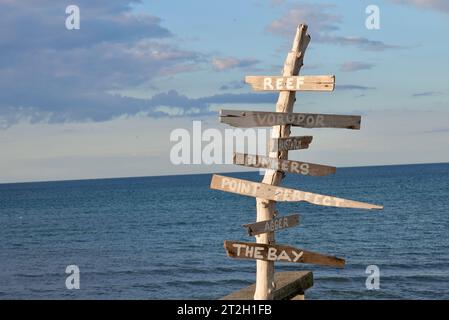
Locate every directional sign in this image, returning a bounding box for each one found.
[210,174,383,210]
[224,241,345,268]
[233,153,336,177]
[271,136,312,152]
[245,75,335,92]
[219,109,361,129]
[242,214,300,236]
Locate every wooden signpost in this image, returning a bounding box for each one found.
[220,109,361,129]
[242,214,300,236]
[208,24,383,300]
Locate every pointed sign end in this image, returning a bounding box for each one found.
[366,204,384,210]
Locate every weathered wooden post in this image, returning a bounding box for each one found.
[210,23,383,300]
[254,24,310,300]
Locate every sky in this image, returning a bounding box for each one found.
[1,0,449,183]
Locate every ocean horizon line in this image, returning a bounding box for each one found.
[1,161,448,186]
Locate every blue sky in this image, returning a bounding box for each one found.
[1,0,449,183]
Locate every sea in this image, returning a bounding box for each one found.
[1,163,448,300]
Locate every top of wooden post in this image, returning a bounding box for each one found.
[288,24,310,76]
[291,24,308,52]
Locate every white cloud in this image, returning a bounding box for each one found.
[267,3,401,51]
[267,3,341,36]
[0,0,205,126]
[390,0,449,15]
[211,57,259,71]
[340,61,375,72]
[154,106,201,116]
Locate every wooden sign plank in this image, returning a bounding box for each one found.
[219,109,361,130]
[210,174,383,210]
[233,153,336,177]
[224,241,345,268]
[242,214,300,236]
[270,136,312,152]
[245,75,335,92]
[221,271,313,300]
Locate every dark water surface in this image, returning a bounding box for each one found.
[1,163,448,299]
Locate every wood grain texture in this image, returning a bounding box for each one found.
[242,214,300,236]
[210,174,383,210]
[224,241,345,268]
[233,153,336,176]
[245,75,335,91]
[219,109,361,129]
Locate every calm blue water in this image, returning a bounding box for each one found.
[1,163,449,299]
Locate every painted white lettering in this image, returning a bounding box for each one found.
[292,250,304,262]
[233,243,246,256]
[277,250,291,262]
[286,77,294,90]
[264,77,273,90]
[300,163,309,175]
[316,114,325,127]
[245,245,254,257]
[254,247,264,259]
[276,78,283,90]
[267,247,277,261]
